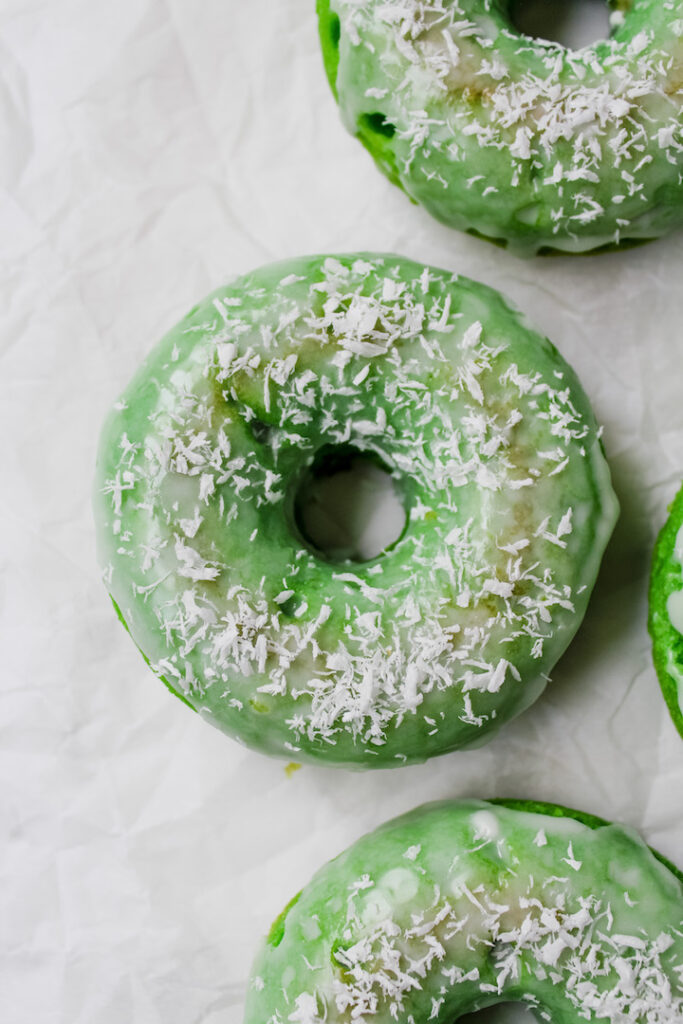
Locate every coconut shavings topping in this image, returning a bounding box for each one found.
[325,877,682,1022]
[248,805,683,1024]
[330,0,683,251]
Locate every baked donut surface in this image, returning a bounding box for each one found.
[245,799,683,1023]
[318,0,683,255]
[94,253,617,767]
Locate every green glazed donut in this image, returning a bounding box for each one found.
[649,482,683,738]
[94,253,617,768]
[244,799,683,1023]
[318,0,683,255]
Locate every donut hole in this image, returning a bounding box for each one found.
[460,1005,538,1023]
[294,445,407,563]
[509,0,611,49]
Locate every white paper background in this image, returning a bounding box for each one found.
[1,1,682,1021]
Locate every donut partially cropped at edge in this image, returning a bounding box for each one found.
[244,798,683,1023]
[649,481,683,738]
[318,0,683,255]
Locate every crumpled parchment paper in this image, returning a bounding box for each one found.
[0,1,681,1021]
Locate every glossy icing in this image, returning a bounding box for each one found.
[95,254,617,766]
[245,800,683,1023]
[319,0,683,254]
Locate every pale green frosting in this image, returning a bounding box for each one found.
[94,254,618,767]
[666,524,683,634]
[665,649,683,711]
[667,589,683,635]
[245,800,683,1023]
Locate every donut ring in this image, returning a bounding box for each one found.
[94,253,617,767]
[245,799,683,1023]
[649,482,683,738]
[318,0,683,255]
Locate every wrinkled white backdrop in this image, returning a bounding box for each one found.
[1,1,682,1021]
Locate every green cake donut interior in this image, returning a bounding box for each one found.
[95,253,618,768]
[317,0,683,255]
[649,483,683,738]
[245,798,683,1023]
